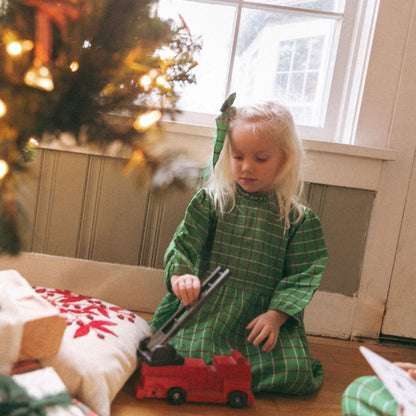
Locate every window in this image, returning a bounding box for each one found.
[158,0,380,144]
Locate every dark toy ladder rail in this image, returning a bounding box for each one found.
[137,266,231,366]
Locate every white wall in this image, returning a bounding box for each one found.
[350,0,416,339]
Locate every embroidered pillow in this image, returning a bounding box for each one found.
[35,287,151,416]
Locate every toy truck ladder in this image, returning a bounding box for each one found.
[137,266,231,367]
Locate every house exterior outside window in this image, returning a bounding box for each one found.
[158,0,378,145]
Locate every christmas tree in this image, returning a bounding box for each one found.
[0,0,200,255]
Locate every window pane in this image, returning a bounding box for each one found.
[305,71,319,101]
[158,0,236,115]
[158,0,342,128]
[293,38,309,70]
[230,8,338,126]
[246,0,345,13]
[278,41,293,71]
[309,37,325,69]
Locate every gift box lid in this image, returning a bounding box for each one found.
[0,270,67,362]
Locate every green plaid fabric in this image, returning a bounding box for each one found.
[342,376,398,416]
[200,93,236,183]
[150,187,327,394]
[212,92,236,168]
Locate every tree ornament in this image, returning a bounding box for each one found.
[18,0,82,62]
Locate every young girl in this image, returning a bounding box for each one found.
[149,93,328,395]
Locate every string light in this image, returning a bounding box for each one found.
[7,41,22,56]
[149,69,159,78]
[0,99,7,118]
[133,110,162,131]
[28,137,40,146]
[69,61,79,72]
[21,40,34,52]
[139,74,152,89]
[155,75,170,89]
[6,39,33,56]
[0,160,9,180]
[24,64,54,91]
[122,148,146,175]
[101,83,115,96]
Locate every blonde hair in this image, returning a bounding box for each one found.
[204,100,304,228]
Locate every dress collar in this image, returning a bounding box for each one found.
[236,185,274,203]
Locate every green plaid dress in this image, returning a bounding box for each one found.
[149,186,328,395]
[342,376,398,416]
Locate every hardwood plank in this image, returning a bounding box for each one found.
[112,334,416,416]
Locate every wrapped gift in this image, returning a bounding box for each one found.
[0,366,97,415]
[0,270,66,366]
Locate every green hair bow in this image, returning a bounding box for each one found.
[212,92,236,168]
[200,92,236,183]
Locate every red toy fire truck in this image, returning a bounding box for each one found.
[136,349,254,407]
[136,267,255,408]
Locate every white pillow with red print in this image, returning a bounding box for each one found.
[36,287,151,416]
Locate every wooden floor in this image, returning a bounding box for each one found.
[112,317,416,416]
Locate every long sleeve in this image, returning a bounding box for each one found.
[149,189,215,332]
[163,189,215,290]
[269,208,328,322]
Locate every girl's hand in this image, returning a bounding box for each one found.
[171,274,201,306]
[246,309,289,353]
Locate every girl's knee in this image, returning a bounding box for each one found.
[279,356,322,393]
[253,358,323,395]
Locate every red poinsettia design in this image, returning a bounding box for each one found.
[34,287,136,340]
[73,320,118,339]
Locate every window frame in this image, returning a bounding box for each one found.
[162,0,381,145]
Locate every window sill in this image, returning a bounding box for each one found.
[303,138,396,161]
[161,120,397,162]
[38,120,396,191]
[161,120,396,191]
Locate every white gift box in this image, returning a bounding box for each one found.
[0,270,66,367]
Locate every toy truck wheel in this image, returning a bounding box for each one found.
[227,390,247,408]
[167,387,186,405]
